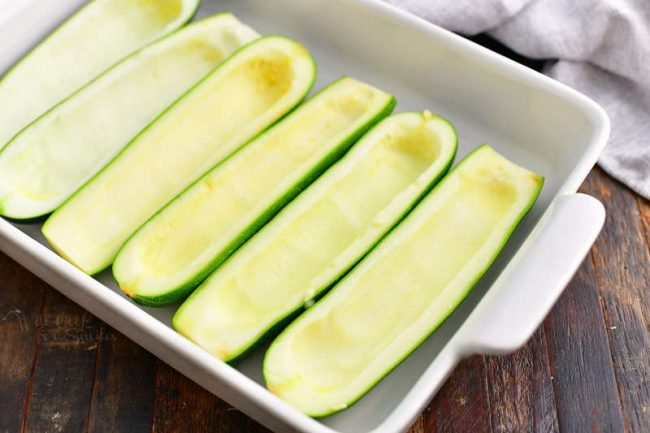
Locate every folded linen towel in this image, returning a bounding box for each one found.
[385,0,650,198]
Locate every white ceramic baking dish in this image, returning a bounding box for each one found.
[0,1,609,432]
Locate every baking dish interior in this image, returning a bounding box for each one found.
[2,0,607,432]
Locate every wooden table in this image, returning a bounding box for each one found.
[1,37,649,433]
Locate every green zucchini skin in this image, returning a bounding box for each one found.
[42,36,317,276]
[263,145,544,417]
[116,77,396,306]
[172,112,458,363]
[0,0,201,150]
[0,211,48,225]
[226,119,456,364]
[0,13,259,222]
[126,95,396,307]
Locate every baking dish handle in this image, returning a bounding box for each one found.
[455,193,605,355]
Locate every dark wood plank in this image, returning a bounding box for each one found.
[22,289,100,433]
[151,360,270,433]
[86,324,157,433]
[637,195,650,254]
[427,356,493,433]
[0,252,47,433]
[409,330,558,433]
[544,256,625,433]
[3,167,646,433]
[582,169,650,432]
[407,412,429,433]
[484,328,559,433]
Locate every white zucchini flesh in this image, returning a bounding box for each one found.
[0,0,200,149]
[43,36,316,275]
[263,145,544,417]
[0,14,259,221]
[113,77,396,305]
[173,112,458,362]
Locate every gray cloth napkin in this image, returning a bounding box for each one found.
[385,0,650,199]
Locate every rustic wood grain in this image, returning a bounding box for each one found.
[0,253,47,433]
[544,256,626,433]
[582,169,650,433]
[428,356,493,433]
[21,290,100,433]
[4,28,647,433]
[407,412,429,433]
[484,329,559,433]
[151,361,270,433]
[637,195,650,255]
[0,167,647,433]
[86,324,157,433]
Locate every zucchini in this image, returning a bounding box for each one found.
[173,111,458,362]
[0,13,258,221]
[43,36,316,275]
[0,0,200,149]
[263,145,543,417]
[114,77,396,306]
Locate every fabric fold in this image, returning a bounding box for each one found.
[385,0,650,198]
